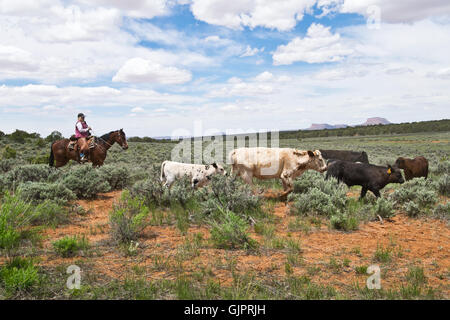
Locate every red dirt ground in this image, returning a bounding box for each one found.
[38,190,450,297]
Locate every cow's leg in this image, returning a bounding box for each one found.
[240,170,253,185]
[372,189,381,198]
[279,174,293,200]
[360,186,368,199]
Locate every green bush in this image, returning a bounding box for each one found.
[433,203,449,220]
[209,208,258,250]
[373,198,395,219]
[3,165,56,191]
[109,191,150,244]
[437,174,449,196]
[52,235,89,258]
[32,201,69,227]
[1,145,16,159]
[0,257,39,294]
[389,178,437,208]
[201,175,262,218]
[17,182,76,205]
[130,177,167,208]
[98,165,131,190]
[0,159,16,173]
[289,178,347,217]
[60,165,110,198]
[330,212,359,231]
[0,192,38,255]
[434,161,450,175]
[404,201,420,218]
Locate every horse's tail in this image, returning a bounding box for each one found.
[49,142,55,167]
[160,161,167,182]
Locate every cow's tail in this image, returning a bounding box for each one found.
[160,161,167,182]
[49,142,55,167]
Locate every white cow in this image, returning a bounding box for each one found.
[229,147,327,196]
[160,161,226,189]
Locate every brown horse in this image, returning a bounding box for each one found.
[49,129,128,168]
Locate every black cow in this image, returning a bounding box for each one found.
[319,149,369,164]
[326,160,404,198]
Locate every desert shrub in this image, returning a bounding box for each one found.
[415,189,438,208]
[404,201,421,218]
[330,212,359,231]
[17,182,76,205]
[0,257,39,295]
[109,190,150,244]
[0,159,15,173]
[289,178,347,217]
[28,153,49,165]
[164,177,197,209]
[1,145,16,159]
[60,165,110,198]
[292,171,327,194]
[373,245,392,263]
[201,175,262,218]
[130,177,167,208]
[31,201,69,227]
[98,165,131,190]
[3,164,55,190]
[406,266,426,287]
[52,235,89,258]
[434,161,450,175]
[437,174,450,196]
[433,203,450,220]
[389,178,437,207]
[0,174,8,193]
[373,198,395,219]
[209,208,258,250]
[0,192,38,256]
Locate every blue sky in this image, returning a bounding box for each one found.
[0,0,449,137]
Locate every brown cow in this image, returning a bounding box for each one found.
[229,147,327,197]
[394,156,428,181]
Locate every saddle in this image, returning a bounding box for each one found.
[68,135,96,151]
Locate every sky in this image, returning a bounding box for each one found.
[1,0,450,138]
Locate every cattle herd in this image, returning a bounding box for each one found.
[160,147,429,199]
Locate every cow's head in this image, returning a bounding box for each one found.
[307,150,327,173]
[394,157,406,169]
[387,164,404,184]
[205,162,226,175]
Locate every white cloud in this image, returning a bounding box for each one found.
[75,0,171,18]
[0,45,38,72]
[131,107,145,113]
[329,0,450,23]
[240,45,263,57]
[427,67,450,79]
[273,23,353,65]
[112,57,192,84]
[254,71,273,82]
[190,0,316,31]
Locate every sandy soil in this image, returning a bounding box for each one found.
[38,190,450,297]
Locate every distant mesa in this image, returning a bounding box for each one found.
[306,117,391,130]
[361,117,391,126]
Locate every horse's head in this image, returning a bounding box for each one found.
[113,129,128,150]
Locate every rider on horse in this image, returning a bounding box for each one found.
[68,113,92,162]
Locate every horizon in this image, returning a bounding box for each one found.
[1,1,450,137]
[2,117,449,139]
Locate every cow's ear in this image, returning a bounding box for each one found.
[205,164,210,170]
[307,150,314,157]
[212,162,218,169]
